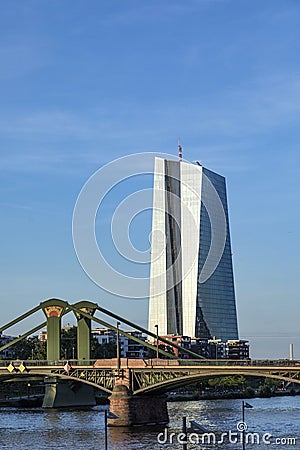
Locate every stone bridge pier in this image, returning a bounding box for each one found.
[108,365,169,427]
[42,375,96,408]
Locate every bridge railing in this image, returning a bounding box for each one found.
[144,358,300,367]
[0,358,299,368]
[0,359,98,368]
[186,359,300,367]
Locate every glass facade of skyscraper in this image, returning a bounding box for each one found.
[148,157,238,341]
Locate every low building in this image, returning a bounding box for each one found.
[226,340,250,359]
[92,328,116,345]
[39,330,47,342]
[154,335,250,360]
[119,331,148,359]
[39,325,74,342]
[207,338,227,359]
[191,338,213,359]
[154,335,191,358]
[92,328,148,359]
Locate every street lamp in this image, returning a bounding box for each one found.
[27,383,31,400]
[154,324,159,359]
[104,410,118,450]
[241,401,253,450]
[182,416,187,450]
[116,321,121,376]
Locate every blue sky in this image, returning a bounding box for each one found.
[1,0,299,359]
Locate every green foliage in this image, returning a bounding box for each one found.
[2,336,46,360]
[244,386,255,397]
[11,338,33,360]
[8,336,46,360]
[31,338,46,360]
[60,326,117,359]
[258,377,281,397]
[258,384,272,397]
[3,326,117,361]
[264,377,281,389]
[91,339,116,359]
[61,326,77,359]
[208,375,246,389]
[245,377,265,389]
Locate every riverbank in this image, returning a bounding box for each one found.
[0,394,44,407]
[167,388,300,402]
[1,389,298,408]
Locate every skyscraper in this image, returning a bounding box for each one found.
[148,157,238,341]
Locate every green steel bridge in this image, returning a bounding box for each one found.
[0,357,299,395]
[1,299,299,425]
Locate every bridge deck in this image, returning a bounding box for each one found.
[1,359,299,395]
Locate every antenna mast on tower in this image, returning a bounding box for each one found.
[178,136,182,161]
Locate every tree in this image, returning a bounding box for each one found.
[61,326,77,359]
[11,338,33,360]
[208,376,247,390]
[8,336,46,360]
[60,326,117,359]
[264,377,281,391]
[30,337,46,360]
[91,338,116,359]
[258,384,272,397]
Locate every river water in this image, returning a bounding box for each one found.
[0,396,299,449]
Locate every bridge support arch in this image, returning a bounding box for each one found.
[41,299,68,361]
[42,376,96,408]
